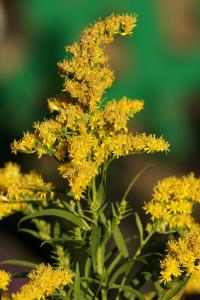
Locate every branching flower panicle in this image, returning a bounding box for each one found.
[11,14,169,199]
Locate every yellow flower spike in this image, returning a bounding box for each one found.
[0,269,11,291]
[58,14,137,110]
[12,264,73,300]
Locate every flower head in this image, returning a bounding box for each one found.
[0,269,11,291]
[0,162,53,219]
[160,227,200,283]
[144,173,200,230]
[12,264,73,300]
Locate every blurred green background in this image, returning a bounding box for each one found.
[0,0,200,293]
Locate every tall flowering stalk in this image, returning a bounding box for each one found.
[0,13,199,300]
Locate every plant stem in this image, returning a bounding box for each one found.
[122,164,154,200]
[119,228,156,292]
[92,178,97,203]
[133,228,155,260]
[101,288,107,300]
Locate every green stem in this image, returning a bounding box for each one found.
[122,164,154,200]
[101,288,107,300]
[119,228,156,291]
[92,178,97,203]
[133,229,155,260]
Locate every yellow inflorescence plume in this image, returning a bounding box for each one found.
[12,264,73,300]
[11,14,169,200]
[0,269,11,291]
[58,14,137,110]
[144,173,200,230]
[160,227,200,284]
[0,162,54,219]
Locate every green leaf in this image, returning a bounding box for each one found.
[135,212,143,246]
[0,259,37,268]
[109,284,145,300]
[18,228,40,239]
[74,262,81,300]
[19,208,90,230]
[97,231,110,275]
[53,221,60,238]
[96,181,105,206]
[109,261,133,286]
[90,226,101,272]
[40,237,85,247]
[67,191,74,197]
[84,257,92,278]
[104,253,122,281]
[157,277,188,300]
[112,221,129,258]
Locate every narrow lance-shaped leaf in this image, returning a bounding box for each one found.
[74,262,81,300]
[0,259,37,268]
[90,226,101,272]
[157,277,188,300]
[97,231,110,275]
[135,212,143,246]
[109,284,145,300]
[109,260,133,286]
[84,257,92,278]
[104,253,122,282]
[40,237,85,247]
[112,218,129,258]
[19,208,90,230]
[18,228,40,239]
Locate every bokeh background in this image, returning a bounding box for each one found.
[0,0,200,296]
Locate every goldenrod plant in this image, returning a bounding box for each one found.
[0,14,199,300]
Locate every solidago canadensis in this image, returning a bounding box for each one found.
[0,13,199,300]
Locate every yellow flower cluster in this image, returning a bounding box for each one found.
[58,133,169,199]
[89,97,144,136]
[12,264,73,300]
[144,173,200,230]
[160,227,200,284]
[0,269,11,291]
[58,14,137,110]
[0,162,53,219]
[11,14,169,199]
